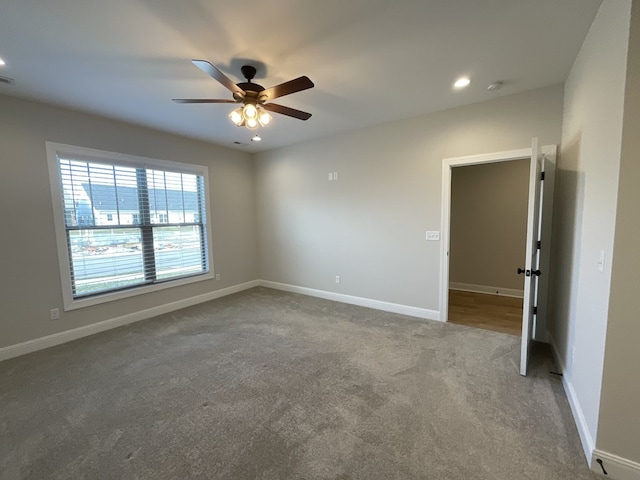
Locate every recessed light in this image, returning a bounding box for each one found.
[0,58,5,67]
[251,135,262,142]
[453,77,471,89]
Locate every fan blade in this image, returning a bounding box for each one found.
[191,60,245,96]
[264,103,312,120]
[172,99,237,104]
[262,76,314,101]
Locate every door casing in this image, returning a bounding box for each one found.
[440,145,557,341]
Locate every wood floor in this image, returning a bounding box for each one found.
[448,289,523,336]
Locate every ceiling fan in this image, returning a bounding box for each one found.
[172,60,314,130]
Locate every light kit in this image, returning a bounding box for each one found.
[228,104,272,130]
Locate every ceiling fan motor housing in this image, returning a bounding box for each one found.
[237,65,265,103]
[237,82,265,93]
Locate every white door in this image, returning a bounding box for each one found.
[520,138,545,376]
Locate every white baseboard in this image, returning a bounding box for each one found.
[259,280,440,321]
[1,279,437,361]
[449,282,524,298]
[591,450,640,479]
[549,336,595,465]
[0,280,260,362]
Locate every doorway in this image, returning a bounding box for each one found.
[447,159,530,336]
[439,143,557,375]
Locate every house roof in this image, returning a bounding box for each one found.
[82,184,199,213]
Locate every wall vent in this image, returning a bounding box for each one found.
[0,76,14,85]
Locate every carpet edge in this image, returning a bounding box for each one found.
[0,280,261,362]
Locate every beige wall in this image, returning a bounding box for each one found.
[450,160,529,292]
[549,0,631,461]
[597,0,640,465]
[0,95,258,348]
[255,85,563,311]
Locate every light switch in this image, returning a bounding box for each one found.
[426,231,440,241]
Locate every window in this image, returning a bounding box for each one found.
[46,142,213,309]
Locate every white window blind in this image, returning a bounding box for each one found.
[55,155,209,299]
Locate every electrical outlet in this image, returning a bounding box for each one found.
[215,273,220,281]
[335,275,341,284]
[50,308,60,321]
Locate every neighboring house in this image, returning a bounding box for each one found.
[78,183,200,226]
[64,199,93,226]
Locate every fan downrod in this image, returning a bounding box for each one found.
[237,65,265,97]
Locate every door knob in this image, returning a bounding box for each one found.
[517,268,526,275]
[532,270,542,276]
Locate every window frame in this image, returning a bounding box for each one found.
[46,142,215,311]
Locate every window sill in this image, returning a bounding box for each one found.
[63,272,215,311]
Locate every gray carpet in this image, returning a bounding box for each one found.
[0,287,596,479]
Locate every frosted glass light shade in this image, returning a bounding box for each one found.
[243,104,257,119]
[258,109,272,126]
[229,108,243,125]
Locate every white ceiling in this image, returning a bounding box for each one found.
[0,0,602,152]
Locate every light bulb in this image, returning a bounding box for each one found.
[453,77,471,89]
[229,108,243,125]
[246,118,258,129]
[258,110,272,126]
[243,104,257,119]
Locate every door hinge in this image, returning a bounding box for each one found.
[532,306,538,315]
[540,171,545,181]
[537,240,541,250]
